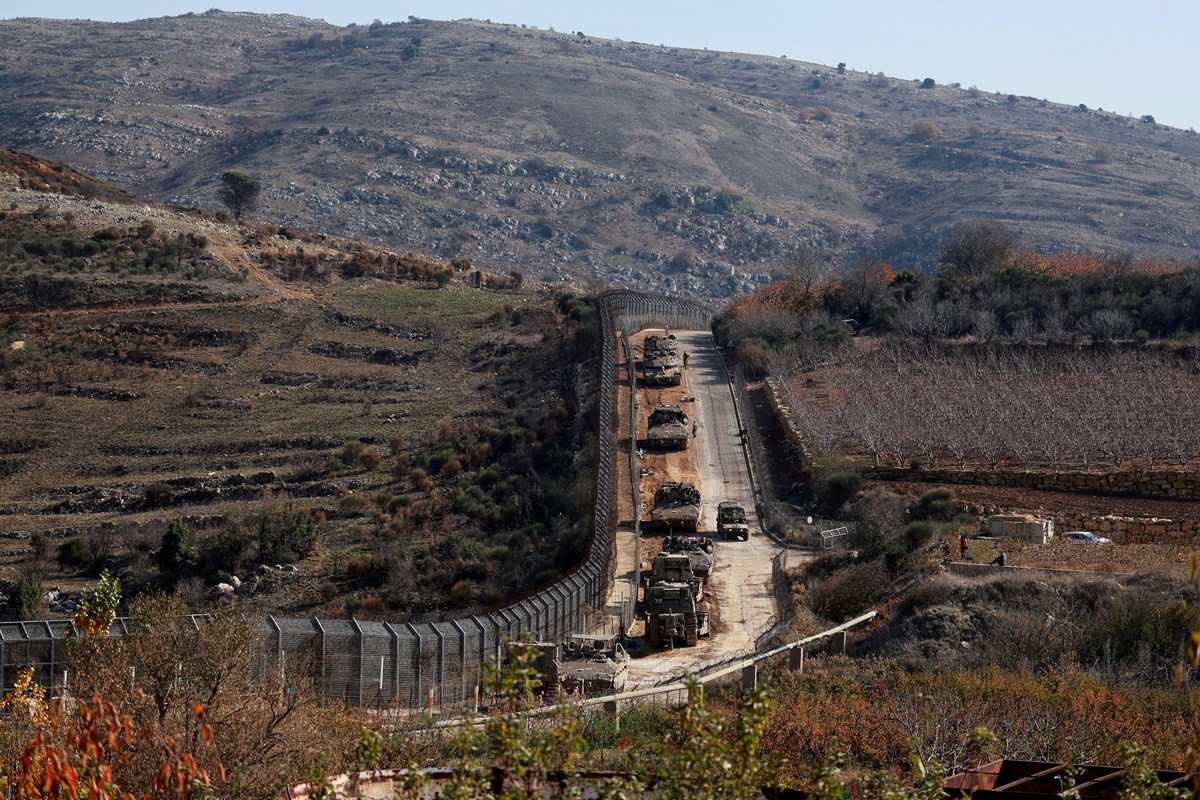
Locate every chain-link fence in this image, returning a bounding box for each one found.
[1,292,713,710]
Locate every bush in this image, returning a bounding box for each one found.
[811,561,888,621]
[157,519,190,572]
[58,535,93,571]
[920,77,936,89]
[912,120,943,140]
[817,471,861,515]
[912,488,957,522]
[7,572,42,616]
[902,521,935,552]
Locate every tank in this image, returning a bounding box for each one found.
[642,335,681,386]
[643,334,678,357]
[716,501,750,541]
[650,481,700,531]
[647,404,689,449]
[557,635,629,696]
[646,582,709,647]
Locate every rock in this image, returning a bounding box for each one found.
[257,564,272,575]
[228,575,242,589]
[211,583,236,598]
[283,564,297,573]
[236,576,258,596]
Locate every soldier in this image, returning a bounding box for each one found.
[682,351,689,368]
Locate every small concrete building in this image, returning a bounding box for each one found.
[988,514,1054,544]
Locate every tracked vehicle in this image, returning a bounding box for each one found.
[557,635,629,696]
[717,501,750,541]
[642,335,681,386]
[650,481,700,531]
[647,404,689,449]
[646,582,709,647]
[661,535,714,579]
[645,551,705,600]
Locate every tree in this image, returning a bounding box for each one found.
[157,520,190,572]
[217,170,261,220]
[940,220,1015,277]
[920,77,936,89]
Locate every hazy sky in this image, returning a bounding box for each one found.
[12,1,1200,130]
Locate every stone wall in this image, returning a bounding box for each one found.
[862,465,1200,502]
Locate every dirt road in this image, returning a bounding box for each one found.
[616,329,782,686]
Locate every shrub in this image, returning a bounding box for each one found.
[920,77,936,89]
[902,521,935,552]
[912,120,943,140]
[58,536,93,571]
[157,519,190,572]
[142,482,174,509]
[7,572,42,616]
[340,439,366,465]
[817,472,861,515]
[811,561,888,621]
[912,487,957,521]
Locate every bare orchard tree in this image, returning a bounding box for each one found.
[781,244,834,293]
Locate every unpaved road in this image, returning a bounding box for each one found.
[611,329,782,687]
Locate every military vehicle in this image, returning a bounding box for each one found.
[557,634,629,696]
[650,482,701,531]
[661,535,714,579]
[643,364,682,387]
[643,334,678,357]
[645,550,705,600]
[642,335,682,386]
[647,404,690,449]
[716,501,750,541]
[646,582,709,647]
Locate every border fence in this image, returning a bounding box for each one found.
[0,291,712,711]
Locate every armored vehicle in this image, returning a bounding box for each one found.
[643,334,678,357]
[557,634,629,696]
[717,501,750,541]
[647,404,690,449]
[645,551,705,600]
[661,535,714,579]
[646,582,709,647]
[650,482,701,531]
[642,335,682,386]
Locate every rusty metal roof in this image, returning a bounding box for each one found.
[944,759,1196,798]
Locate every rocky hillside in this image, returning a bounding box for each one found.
[3,11,1200,299]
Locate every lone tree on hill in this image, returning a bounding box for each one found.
[217,170,261,220]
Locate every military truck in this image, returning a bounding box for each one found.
[557,634,629,696]
[647,404,689,449]
[716,501,750,541]
[646,582,709,647]
[650,482,701,531]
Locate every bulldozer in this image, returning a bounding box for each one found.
[716,501,750,541]
[646,581,709,647]
[650,481,700,531]
[647,404,689,449]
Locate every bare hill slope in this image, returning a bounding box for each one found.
[3,12,1199,298]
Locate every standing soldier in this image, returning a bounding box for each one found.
[682,351,689,368]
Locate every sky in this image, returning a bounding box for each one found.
[11,1,1200,131]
